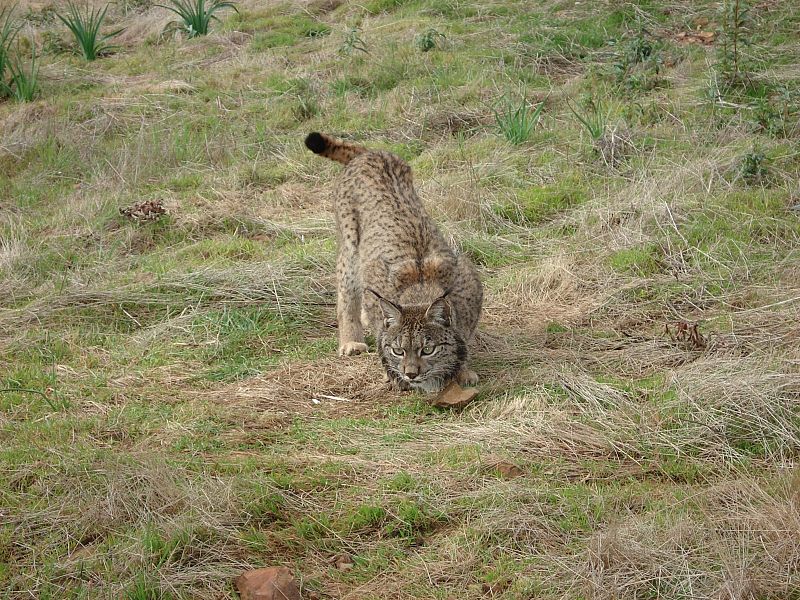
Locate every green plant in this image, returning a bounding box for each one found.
[415,27,445,52]
[120,0,152,14]
[156,0,238,38]
[612,31,663,92]
[752,88,794,137]
[737,148,769,184]
[40,30,70,55]
[494,96,544,144]
[7,44,39,102]
[0,4,21,98]
[339,26,367,55]
[717,0,752,84]
[294,92,319,121]
[23,4,58,25]
[567,97,609,141]
[55,2,123,60]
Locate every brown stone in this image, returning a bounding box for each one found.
[235,567,301,600]
[432,381,479,409]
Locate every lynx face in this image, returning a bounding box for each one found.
[375,297,466,392]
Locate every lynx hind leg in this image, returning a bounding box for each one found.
[457,367,479,386]
[336,247,367,356]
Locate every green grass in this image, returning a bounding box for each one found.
[608,245,661,276]
[2,0,800,597]
[493,176,588,225]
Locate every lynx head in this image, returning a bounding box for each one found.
[370,291,466,392]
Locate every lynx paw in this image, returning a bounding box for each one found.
[457,368,479,386]
[339,341,368,356]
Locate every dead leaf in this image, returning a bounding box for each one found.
[235,566,301,600]
[119,199,167,222]
[665,321,707,350]
[675,30,716,45]
[483,456,524,479]
[332,553,355,571]
[482,579,511,596]
[495,461,524,479]
[432,380,479,409]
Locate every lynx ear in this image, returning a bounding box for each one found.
[367,289,402,328]
[425,295,452,327]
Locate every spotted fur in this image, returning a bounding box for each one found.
[305,132,483,392]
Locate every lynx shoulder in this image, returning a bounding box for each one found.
[305,132,483,392]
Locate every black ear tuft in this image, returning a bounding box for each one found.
[305,132,326,154]
[367,289,402,327]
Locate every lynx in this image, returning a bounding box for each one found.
[305,132,483,392]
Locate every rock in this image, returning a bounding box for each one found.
[235,567,301,600]
[432,380,478,409]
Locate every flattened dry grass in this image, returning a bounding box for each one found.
[2,0,800,598]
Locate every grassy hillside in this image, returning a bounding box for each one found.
[2,0,799,598]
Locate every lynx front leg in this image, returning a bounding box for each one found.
[336,247,368,356]
[457,367,479,386]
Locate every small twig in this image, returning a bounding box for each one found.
[314,394,353,402]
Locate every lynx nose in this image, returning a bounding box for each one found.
[404,366,420,380]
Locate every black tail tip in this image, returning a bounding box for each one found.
[305,132,326,154]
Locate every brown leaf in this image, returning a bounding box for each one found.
[697,31,716,44]
[495,461,524,479]
[235,567,301,600]
[674,30,716,45]
[432,380,479,409]
[332,553,355,571]
[482,579,511,595]
[119,199,167,222]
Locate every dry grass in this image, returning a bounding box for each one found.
[2,0,800,598]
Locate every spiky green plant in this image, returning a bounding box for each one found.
[494,96,544,144]
[156,0,238,38]
[7,44,39,102]
[567,98,609,141]
[55,2,123,60]
[0,4,22,98]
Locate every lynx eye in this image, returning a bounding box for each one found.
[390,346,405,357]
[421,345,437,356]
